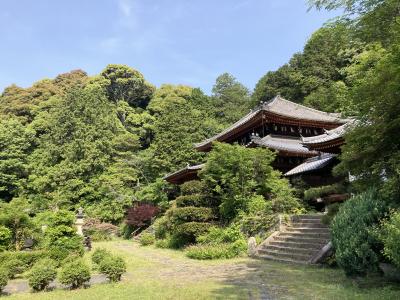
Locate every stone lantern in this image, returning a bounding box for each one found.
[75,207,85,236]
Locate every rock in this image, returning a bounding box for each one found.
[248,237,258,257]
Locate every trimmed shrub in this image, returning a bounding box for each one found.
[0,226,12,251]
[331,190,389,276]
[196,224,245,245]
[98,256,126,282]
[0,268,8,293]
[91,248,112,266]
[27,258,57,291]
[48,235,84,262]
[186,240,247,260]
[180,180,205,195]
[381,211,400,268]
[49,210,75,227]
[175,195,204,208]
[172,222,212,247]
[139,232,155,246]
[169,207,214,225]
[2,259,24,279]
[304,184,345,201]
[0,250,48,270]
[321,203,340,225]
[153,216,169,239]
[58,259,91,289]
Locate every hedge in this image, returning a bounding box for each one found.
[180,180,205,195]
[0,250,48,270]
[169,207,214,225]
[331,190,389,276]
[172,222,212,247]
[175,195,204,208]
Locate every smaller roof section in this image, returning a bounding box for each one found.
[164,163,204,185]
[302,121,355,153]
[248,134,318,157]
[285,154,336,176]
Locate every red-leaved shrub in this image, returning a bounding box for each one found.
[126,203,159,228]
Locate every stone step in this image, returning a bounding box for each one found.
[260,245,320,256]
[258,248,311,261]
[257,254,309,265]
[294,214,323,220]
[274,235,329,244]
[285,227,330,234]
[269,240,325,250]
[292,218,323,223]
[291,222,328,229]
[279,232,330,240]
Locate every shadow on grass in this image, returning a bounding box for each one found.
[211,258,400,300]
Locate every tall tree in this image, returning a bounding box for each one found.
[0,118,35,201]
[334,42,400,199]
[27,85,138,211]
[211,73,252,124]
[99,64,155,108]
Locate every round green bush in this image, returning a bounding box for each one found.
[331,190,389,276]
[139,232,155,246]
[172,222,212,247]
[48,235,84,262]
[381,211,400,268]
[169,207,214,225]
[58,259,91,289]
[91,248,112,266]
[0,268,8,293]
[0,251,48,270]
[175,195,204,208]
[0,226,12,251]
[153,216,169,239]
[27,258,57,291]
[98,256,126,282]
[2,259,25,279]
[180,180,205,196]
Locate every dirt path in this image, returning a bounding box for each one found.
[115,242,275,299]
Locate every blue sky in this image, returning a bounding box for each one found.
[0,0,339,94]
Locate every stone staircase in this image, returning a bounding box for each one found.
[257,214,330,264]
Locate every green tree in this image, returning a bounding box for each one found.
[99,64,155,108]
[334,42,400,199]
[27,85,138,211]
[139,85,220,182]
[211,73,252,124]
[0,118,35,201]
[200,143,302,221]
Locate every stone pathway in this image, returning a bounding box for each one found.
[3,274,108,295]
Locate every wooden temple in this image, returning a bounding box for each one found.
[164,95,351,186]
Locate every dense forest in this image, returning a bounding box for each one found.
[0,0,399,282]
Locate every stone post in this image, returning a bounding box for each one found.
[75,207,84,236]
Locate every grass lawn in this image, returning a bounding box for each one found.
[7,240,400,300]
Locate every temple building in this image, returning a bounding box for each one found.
[164,95,350,189]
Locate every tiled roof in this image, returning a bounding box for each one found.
[163,163,204,181]
[302,122,351,145]
[263,95,346,123]
[194,109,261,149]
[250,134,318,155]
[195,95,348,150]
[284,154,336,176]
